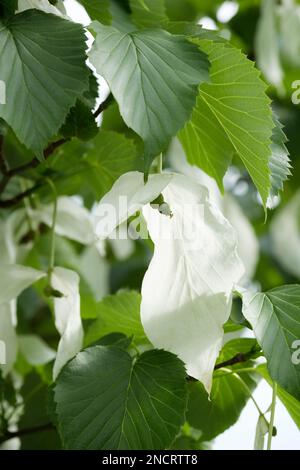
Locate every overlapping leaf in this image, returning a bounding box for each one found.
[179,39,273,204]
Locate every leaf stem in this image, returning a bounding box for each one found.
[157,153,163,173]
[267,381,277,450]
[46,178,58,276]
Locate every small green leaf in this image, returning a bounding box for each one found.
[268,115,291,204]
[60,101,98,142]
[179,38,273,204]
[257,364,300,429]
[54,346,187,450]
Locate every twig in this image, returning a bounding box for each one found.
[93,93,113,118]
[214,352,252,370]
[0,183,43,208]
[5,138,67,178]
[0,423,54,444]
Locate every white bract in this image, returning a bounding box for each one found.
[141,174,244,392]
[168,139,259,281]
[94,171,172,239]
[270,190,300,279]
[38,196,96,245]
[51,267,83,380]
[18,334,56,366]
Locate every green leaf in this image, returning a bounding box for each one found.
[19,373,61,450]
[60,100,98,141]
[92,332,133,351]
[268,115,291,203]
[89,23,209,169]
[54,346,187,450]
[186,338,258,441]
[0,10,89,157]
[85,291,147,346]
[129,0,168,29]
[44,130,140,200]
[242,285,300,401]
[179,39,273,204]
[257,364,300,429]
[0,0,17,17]
[78,0,111,24]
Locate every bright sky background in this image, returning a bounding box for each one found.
[66,0,300,450]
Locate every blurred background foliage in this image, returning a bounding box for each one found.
[1,0,300,450]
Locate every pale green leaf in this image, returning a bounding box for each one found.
[89,23,209,168]
[130,0,168,29]
[54,346,187,449]
[242,285,300,400]
[77,0,111,24]
[179,39,273,205]
[268,115,291,204]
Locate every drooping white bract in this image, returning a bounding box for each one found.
[0,264,45,304]
[18,334,56,366]
[51,267,83,380]
[38,196,96,246]
[168,139,259,281]
[0,220,45,374]
[270,190,300,279]
[141,174,244,393]
[94,171,172,239]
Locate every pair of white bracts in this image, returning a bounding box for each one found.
[0,170,245,393]
[95,171,245,393]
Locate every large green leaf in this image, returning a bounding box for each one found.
[242,285,300,400]
[89,23,209,169]
[85,291,147,346]
[179,39,273,204]
[54,346,187,450]
[257,364,300,429]
[78,0,111,24]
[186,338,258,441]
[0,10,88,157]
[129,0,168,29]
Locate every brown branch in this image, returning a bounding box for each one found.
[0,183,43,208]
[93,93,113,118]
[0,422,54,444]
[187,347,259,382]
[214,352,251,370]
[6,138,68,178]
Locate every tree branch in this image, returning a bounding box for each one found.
[5,138,68,178]
[0,183,43,208]
[93,93,113,118]
[0,422,54,444]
